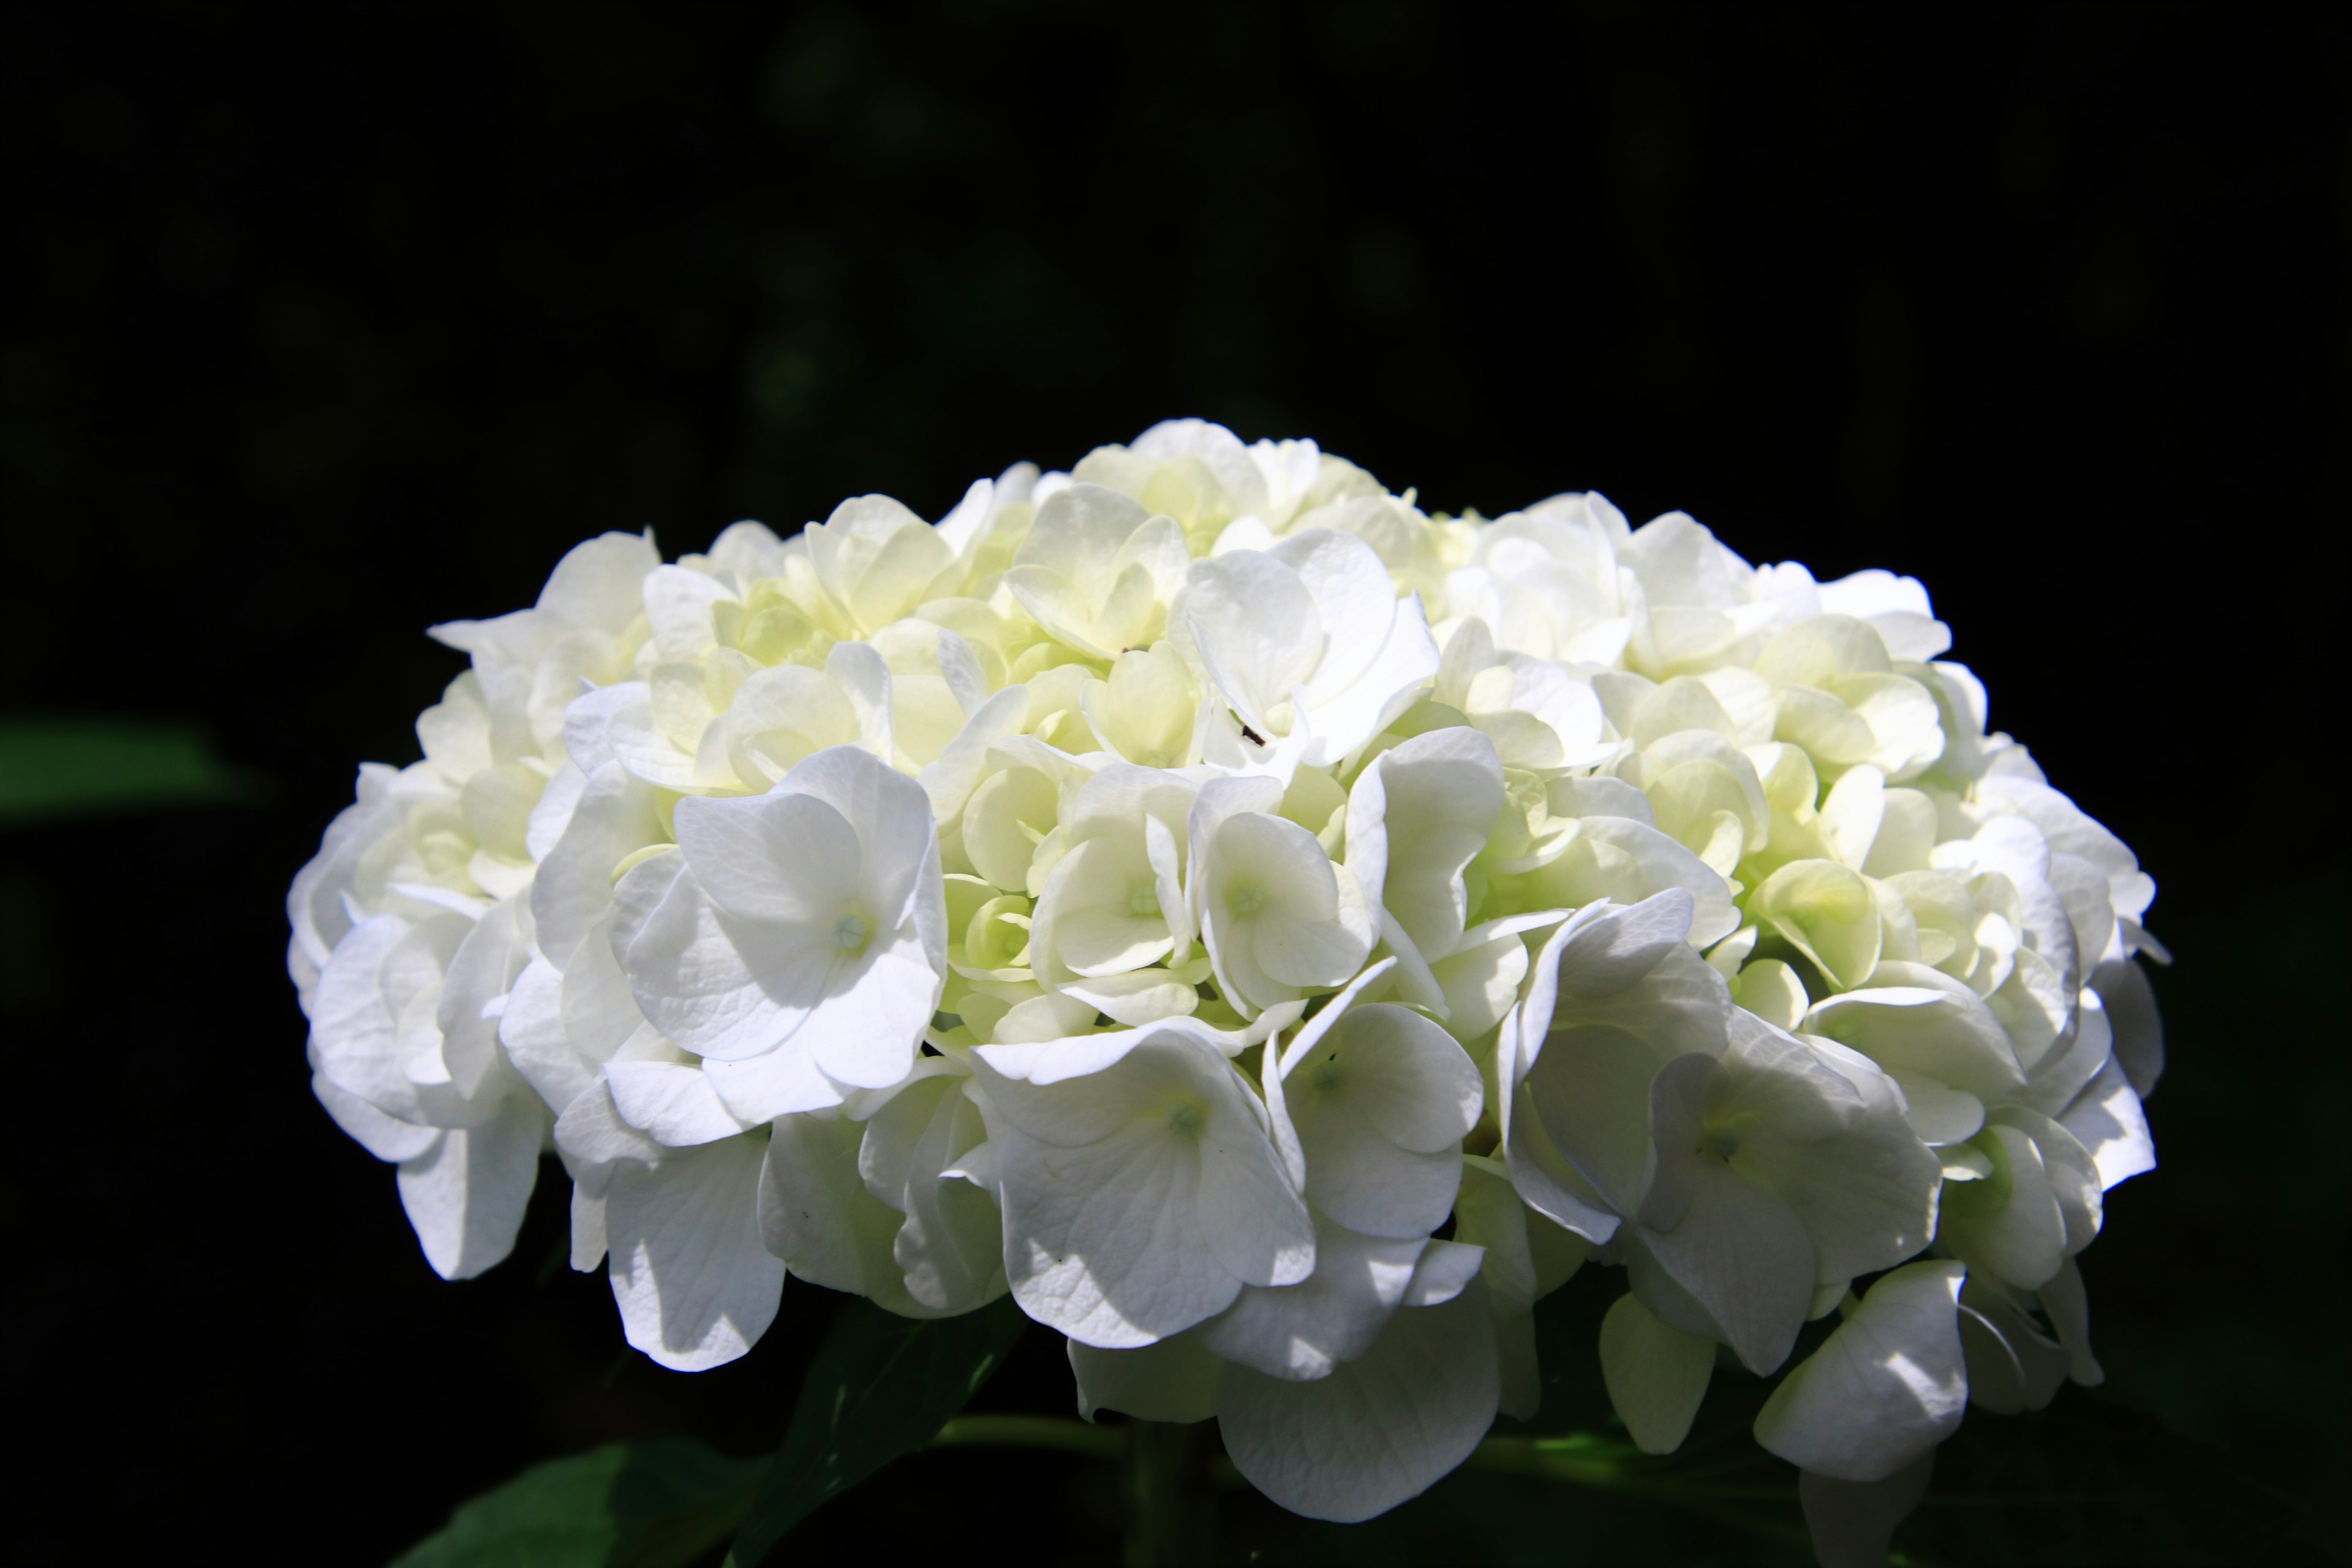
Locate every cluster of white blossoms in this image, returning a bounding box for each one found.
[291,420,2162,1537]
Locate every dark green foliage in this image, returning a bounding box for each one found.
[0,716,258,823]
[390,1295,1030,1567]
[393,1438,762,1568]
[722,1294,1029,1566]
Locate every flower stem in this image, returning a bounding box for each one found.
[928,1414,1126,1461]
[1124,1420,1216,1567]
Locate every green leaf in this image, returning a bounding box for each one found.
[725,1294,1030,1566]
[0,715,260,825]
[392,1436,764,1568]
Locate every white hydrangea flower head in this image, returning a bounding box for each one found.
[293,418,2165,1543]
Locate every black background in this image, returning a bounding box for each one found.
[3,4,2344,1562]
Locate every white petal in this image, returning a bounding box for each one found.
[1399,1239,1485,1306]
[1302,592,1441,764]
[1495,1007,1623,1243]
[1286,1003,1481,1240]
[674,790,862,926]
[1521,1022,1679,1218]
[876,1078,1006,1314]
[1545,888,1702,1000]
[1569,818,1743,948]
[1754,1259,1967,1482]
[2057,1054,2156,1191]
[312,1070,437,1163]
[2089,955,2163,1096]
[772,744,940,929]
[607,696,703,790]
[499,956,594,1111]
[976,1030,1308,1346]
[559,681,643,777]
[1641,1152,1816,1374]
[1452,1158,1588,1316]
[1218,1281,1500,1523]
[395,1098,546,1281]
[532,761,668,967]
[611,854,828,1061]
[641,563,736,662]
[1182,550,1325,731]
[1805,973,2027,1099]
[1199,1216,1427,1379]
[826,639,897,760]
[1298,1118,1463,1243]
[801,946,936,1090]
[703,1042,843,1123]
[434,897,531,1098]
[1357,727,1506,959]
[760,1111,908,1300]
[1956,1277,2070,1414]
[993,1116,1236,1347]
[1270,529,1396,697]
[1296,1003,1485,1153]
[312,913,461,1121]
[2040,1254,2105,1386]
[553,1081,663,1168]
[570,1178,608,1271]
[1714,1025,1941,1286]
[606,1134,786,1370]
[1890,1074,1985,1145]
[1428,932,1532,1041]
[1196,1080,1318,1288]
[606,1060,755,1146]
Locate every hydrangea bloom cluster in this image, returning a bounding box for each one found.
[291,420,2161,1534]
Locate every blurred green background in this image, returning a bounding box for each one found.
[1,4,2342,1562]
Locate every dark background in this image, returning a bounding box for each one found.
[3,3,2344,1562]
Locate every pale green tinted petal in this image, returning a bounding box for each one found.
[1940,1123,2065,1289]
[1752,859,1882,992]
[535,530,660,631]
[1600,1291,1716,1453]
[1731,959,1809,1032]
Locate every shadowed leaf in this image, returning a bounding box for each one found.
[0,715,261,824]
[391,1436,764,1568]
[726,1294,1029,1566]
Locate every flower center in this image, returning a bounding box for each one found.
[1129,885,1162,918]
[833,914,870,951]
[1165,1099,1205,1135]
[1225,882,1266,916]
